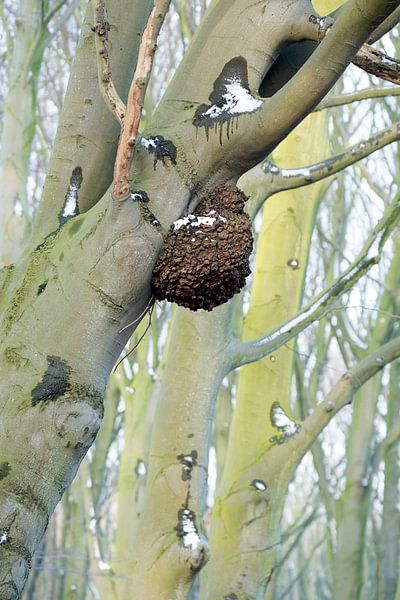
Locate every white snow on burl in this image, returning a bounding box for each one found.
[204,77,262,119]
[173,212,227,231]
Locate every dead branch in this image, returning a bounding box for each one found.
[92,0,126,124]
[353,44,400,84]
[317,21,400,85]
[113,1,171,200]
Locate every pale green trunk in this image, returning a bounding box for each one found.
[332,377,381,600]
[60,472,89,600]
[119,305,232,599]
[105,326,155,597]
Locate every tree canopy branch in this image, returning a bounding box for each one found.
[315,86,400,111]
[230,194,400,370]
[291,335,400,457]
[315,6,400,84]
[245,121,400,215]
[259,0,399,147]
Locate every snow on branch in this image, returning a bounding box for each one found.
[113,0,172,200]
[247,122,400,215]
[229,194,400,370]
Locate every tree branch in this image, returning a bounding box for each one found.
[0,3,13,54]
[113,0,171,200]
[255,0,399,164]
[315,86,400,111]
[229,194,400,370]
[313,8,400,84]
[92,0,126,124]
[353,44,400,85]
[246,121,400,214]
[368,5,400,43]
[291,335,400,457]
[43,0,69,27]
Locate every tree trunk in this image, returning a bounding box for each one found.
[0,0,397,595]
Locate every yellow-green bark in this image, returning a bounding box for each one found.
[202,108,330,599]
[1,0,398,595]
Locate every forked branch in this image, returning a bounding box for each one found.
[309,12,400,85]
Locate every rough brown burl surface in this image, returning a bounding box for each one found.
[151,186,253,311]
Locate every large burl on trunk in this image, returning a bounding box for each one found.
[0,0,398,597]
[151,186,253,311]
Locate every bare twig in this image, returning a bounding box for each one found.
[43,0,69,26]
[114,302,155,371]
[118,295,155,333]
[92,0,126,124]
[113,0,171,200]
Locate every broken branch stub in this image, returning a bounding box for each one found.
[151,186,253,311]
[352,44,400,84]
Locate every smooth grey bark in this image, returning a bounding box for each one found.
[0,0,398,596]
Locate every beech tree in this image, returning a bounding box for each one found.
[1,0,400,599]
